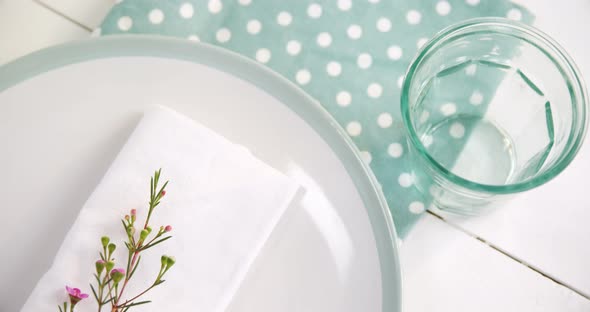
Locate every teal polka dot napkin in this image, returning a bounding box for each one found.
[98,0,532,237]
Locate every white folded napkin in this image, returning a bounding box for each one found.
[20,106,299,312]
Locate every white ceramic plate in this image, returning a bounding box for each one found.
[0,36,401,312]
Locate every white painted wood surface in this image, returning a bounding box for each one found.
[1,0,589,310]
[402,215,590,312]
[37,0,115,29]
[0,0,88,64]
[440,0,590,298]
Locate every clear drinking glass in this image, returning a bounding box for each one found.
[401,18,588,215]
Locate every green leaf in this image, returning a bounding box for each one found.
[90,283,99,302]
[157,180,169,198]
[93,273,101,285]
[150,176,154,199]
[123,300,152,308]
[140,236,172,251]
[58,304,63,312]
[124,241,135,252]
[154,170,160,191]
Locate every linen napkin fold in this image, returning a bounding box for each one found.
[20,106,300,312]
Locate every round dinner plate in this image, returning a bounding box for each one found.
[0,36,401,312]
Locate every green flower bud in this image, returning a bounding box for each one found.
[95,260,106,275]
[106,261,115,272]
[140,229,149,241]
[161,255,168,268]
[107,243,116,255]
[127,226,135,236]
[110,268,125,284]
[101,236,110,248]
[166,256,176,269]
[146,226,152,234]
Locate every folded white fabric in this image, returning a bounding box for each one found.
[21,106,299,312]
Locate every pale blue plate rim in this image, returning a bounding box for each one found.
[0,35,402,311]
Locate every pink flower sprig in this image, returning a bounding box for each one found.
[58,286,89,312]
[66,286,89,304]
[58,169,175,312]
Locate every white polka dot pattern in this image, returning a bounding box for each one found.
[179,3,194,19]
[336,91,352,107]
[406,10,422,25]
[100,0,533,233]
[360,151,372,164]
[436,1,452,16]
[255,48,271,63]
[296,69,311,85]
[326,61,342,77]
[117,16,133,31]
[409,201,425,214]
[377,113,393,128]
[387,45,403,60]
[286,40,301,55]
[376,17,391,32]
[398,173,414,188]
[317,32,332,47]
[277,12,292,26]
[357,53,372,69]
[388,143,404,158]
[449,122,465,138]
[208,0,222,14]
[470,90,483,105]
[346,121,362,136]
[307,3,322,18]
[507,8,522,21]
[247,20,262,34]
[367,83,383,98]
[417,37,429,49]
[347,24,362,39]
[215,28,231,42]
[440,102,457,116]
[149,9,164,24]
[338,0,352,11]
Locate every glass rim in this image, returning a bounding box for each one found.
[400,17,589,194]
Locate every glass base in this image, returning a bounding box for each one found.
[422,115,516,186]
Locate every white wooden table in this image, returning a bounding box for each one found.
[1,0,589,311]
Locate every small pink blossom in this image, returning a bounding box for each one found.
[164,225,172,232]
[110,268,125,276]
[161,190,166,197]
[110,268,126,283]
[130,209,137,216]
[65,286,88,306]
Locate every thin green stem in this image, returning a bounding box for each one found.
[116,252,137,301]
[117,284,156,309]
[141,232,162,249]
